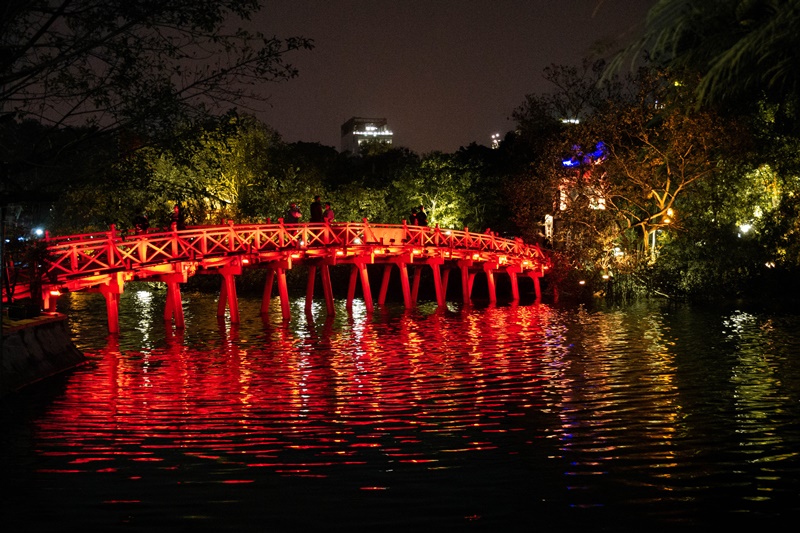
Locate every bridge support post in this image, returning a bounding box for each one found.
[411,265,421,304]
[506,265,521,301]
[321,263,335,315]
[261,269,274,315]
[218,270,240,324]
[304,262,334,316]
[378,258,412,308]
[458,260,473,305]
[347,260,373,313]
[104,291,120,334]
[484,262,497,303]
[164,280,185,329]
[378,264,392,306]
[528,271,542,301]
[441,268,451,300]
[306,264,317,314]
[431,262,445,306]
[418,257,446,307]
[261,261,291,320]
[347,267,356,311]
[276,267,290,320]
[95,273,125,333]
[397,261,412,308]
[409,261,446,306]
[99,288,121,334]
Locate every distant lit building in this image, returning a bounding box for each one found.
[340,117,393,153]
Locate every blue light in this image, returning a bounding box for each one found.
[589,141,606,160]
[561,142,606,167]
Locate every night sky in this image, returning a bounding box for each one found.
[252,0,658,154]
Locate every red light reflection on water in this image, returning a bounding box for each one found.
[33,303,559,483]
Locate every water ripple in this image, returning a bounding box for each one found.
[3,293,800,530]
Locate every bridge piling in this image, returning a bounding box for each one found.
[431,263,445,306]
[305,265,317,314]
[102,290,120,334]
[276,267,290,320]
[411,266,422,305]
[459,261,472,305]
[95,275,124,334]
[261,270,274,315]
[484,263,498,303]
[218,272,240,324]
[410,262,446,306]
[441,269,451,301]
[164,280,185,329]
[378,264,392,306]
[305,262,336,316]
[320,263,335,315]
[398,263,412,308]
[528,271,543,301]
[508,267,520,301]
[259,262,291,320]
[347,262,374,313]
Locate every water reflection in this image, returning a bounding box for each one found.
[3,293,800,530]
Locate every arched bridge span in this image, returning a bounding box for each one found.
[38,220,549,332]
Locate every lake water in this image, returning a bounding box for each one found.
[2,290,800,531]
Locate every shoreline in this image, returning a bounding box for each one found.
[1,312,87,399]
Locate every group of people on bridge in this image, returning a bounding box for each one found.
[285,195,335,224]
[133,204,184,234]
[284,196,429,227]
[131,196,432,234]
[409,205,428,226]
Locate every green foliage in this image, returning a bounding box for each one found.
[326,184,390,224]
[10,1,800,306]
[389,152,479,230]
[29,109,522,241]
[508,58,792,300]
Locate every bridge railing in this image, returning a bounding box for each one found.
[40,221,548,282]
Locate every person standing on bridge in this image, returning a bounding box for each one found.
[133,211,149,234]
[310,195,323,223]
[285,202,302,224]
[409,207,418,225]
[417,205,428,227]
[323,202,335,223]
[170,204,185,231]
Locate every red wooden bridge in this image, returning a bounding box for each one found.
[12,220,549,332]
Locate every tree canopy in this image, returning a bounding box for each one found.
[610,0,800,117]
[0,0,312,193]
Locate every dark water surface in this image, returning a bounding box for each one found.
[2,290,800,531]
